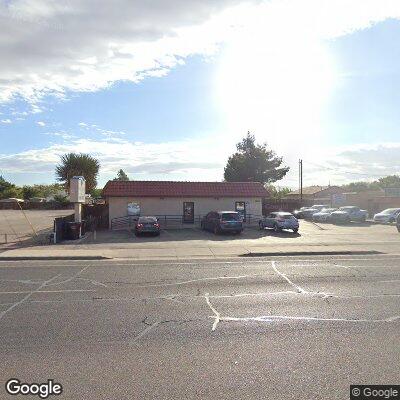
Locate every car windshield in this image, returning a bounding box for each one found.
[221,213,241,221]
[321,208,335,212]
[138,217,157,223]
[277,214,294,219]
[380,208,399,215]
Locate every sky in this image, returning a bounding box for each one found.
[1,0,400,189]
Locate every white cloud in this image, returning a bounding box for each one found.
[37,121,46,126]
[78,121,126,137]
[0,0,397,104]
[0,0,251,103]
[0,136,227,184]
[280,142,400,187]
[1,119,12,124]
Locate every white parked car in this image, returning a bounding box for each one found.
[373,208,400,224]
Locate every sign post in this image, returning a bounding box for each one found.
[70,176,86,237]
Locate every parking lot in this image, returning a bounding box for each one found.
[70,219,400,258]
[90,219,399,243]
[0,210,73,245]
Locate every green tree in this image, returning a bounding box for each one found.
[114,169,129,181]
[55,153,100,194]
[90,188,103,198]
[0,176,22,199]
[266,185,292,200]
[224,132,289,184]
[21,185,41,200]
[378,175,400,188]
[341,181,372,192]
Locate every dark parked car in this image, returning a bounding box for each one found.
[397,213,400,233]
[293,207,308,219]
[134,216,160,236]
[259,212,299,233]
[201,211,243,234]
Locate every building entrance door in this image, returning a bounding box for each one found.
[183,202,194,223]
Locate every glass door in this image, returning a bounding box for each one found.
[183,202,194,223]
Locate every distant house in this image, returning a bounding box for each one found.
[284,185,343,200]
[103,180,268,228]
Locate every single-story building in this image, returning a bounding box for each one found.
[284,185,343,201]
[102,180,268,228]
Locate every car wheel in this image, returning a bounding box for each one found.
[360,216,366,223]
[273,224,280,232]
[293,228,298,233]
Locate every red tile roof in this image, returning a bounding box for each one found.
[103,181,268,198]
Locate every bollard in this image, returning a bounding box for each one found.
[94,230,97,241]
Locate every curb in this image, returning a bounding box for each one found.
[241,250,383,257]
[0,256,111,261]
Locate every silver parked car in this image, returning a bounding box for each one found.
[259,212,299,233]
[312,208,337,222]
[329,206,368,223]
[373,208,400,224]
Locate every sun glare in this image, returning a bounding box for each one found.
[215,29,337,150]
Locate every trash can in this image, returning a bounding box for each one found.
[66,222,81,240]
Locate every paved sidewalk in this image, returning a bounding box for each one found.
[1,242,399,260]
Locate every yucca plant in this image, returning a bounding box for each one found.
[55,153,100,193]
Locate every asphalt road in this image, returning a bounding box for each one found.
[0,255,399,399]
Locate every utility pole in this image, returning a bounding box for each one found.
[299,159,303,202]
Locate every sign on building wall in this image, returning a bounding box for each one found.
[332,193,346,206]
[69,176,86,203]
[127,202,141,216]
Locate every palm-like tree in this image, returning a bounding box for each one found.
[56,153,100,193]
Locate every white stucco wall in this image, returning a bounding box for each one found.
[107,196,263,228]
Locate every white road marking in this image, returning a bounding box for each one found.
[130,321,160,345]
[0,274,61,321]
[76,277,108,287]
[0,279,43,284]
[45,266,89,287]
[0,289,96,294]
[205,293,220,331]
[212,291,298,298]
[271,261,308,294]
[221,314,400,323]
[136,274,265,288]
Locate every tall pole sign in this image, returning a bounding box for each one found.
[70,176,86,227]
